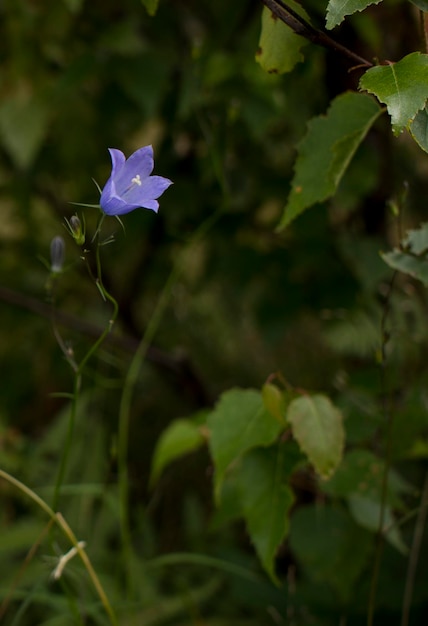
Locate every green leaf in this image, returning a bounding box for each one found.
[289,505,373,602]
[0,91,50,170]
[287,394,345,479]
[237,447,294,583]
[262,383,288,425]
[381,249,428,286]
[348,494,407,553]
[277,92,381,230]
[403,222,428,254]
[322,450,410,552]
[210,471,243,528]
[326,0,382,30]
[207,389,284,502]
[150,418,206,487]
[141,0,159,16]
[256,5,309,75]
[410,105,428,153]
[359,52,428,135]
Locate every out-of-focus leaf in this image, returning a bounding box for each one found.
[277,92,381,230]
[0,92,50,170]
[348,494,407,553]
[359,52,428,135]
[325,307,381,358]
[62,0,84,12]
[256,5,309,75]
[382,222,428,285]
[381,249,428,286]
[207,389,284,501]
[238,447,294,584]
[326,0,383,30]
[403,222,428,254]
[150,418,206,487]
[322,450,411,553]
[0,519,46,553]
[409,0,428,10]
[322,449,413,508]
[287,394,345,479]
[210,471,243,528]
[289,505,373,602]
[141,0,159,16]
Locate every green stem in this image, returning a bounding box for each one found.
[0,469,118,626]
[52,216,119,509]
[367,272,396,626]
[401,469,428,626]
[52,374,81,511]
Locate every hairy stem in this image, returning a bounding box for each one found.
[52,216,118,509]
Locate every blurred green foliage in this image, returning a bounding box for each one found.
[2,0,428,624]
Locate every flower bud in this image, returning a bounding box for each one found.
[68,214,85,245]
[50,236,65,273]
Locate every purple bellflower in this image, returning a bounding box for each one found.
[100,145,172,216]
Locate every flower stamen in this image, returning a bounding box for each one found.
[131,174,142,186]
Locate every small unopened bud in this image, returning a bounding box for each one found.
[50,236,65,273]
[68,215,85,245]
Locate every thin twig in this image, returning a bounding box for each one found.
[420,10,428,54]
[401,469,428,626]
[367,271,397,626]
[261,0,373,68]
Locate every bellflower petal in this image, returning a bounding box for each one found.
[100,145,172,216]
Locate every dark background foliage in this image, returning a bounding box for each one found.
[2,0,428,624]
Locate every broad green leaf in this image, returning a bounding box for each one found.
[237,447,294,583]
[410,105,428,153]
[289,505,372,602]
[287,394,344,479]
[359,52,428,135]
[141,0,159,16]
[262,383,288,425]
[0,92,50,170]
[326,0,382,30]
[207,389,284,501]
[210,471,243,528]
[348,494,407,553]
[150,418,206,487]
[381,249,428,286]
[256,5,309,75]
[277,92,381,230]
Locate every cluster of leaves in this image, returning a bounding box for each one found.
[149,0,428,622]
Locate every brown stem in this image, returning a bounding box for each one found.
[261,0,373,68]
